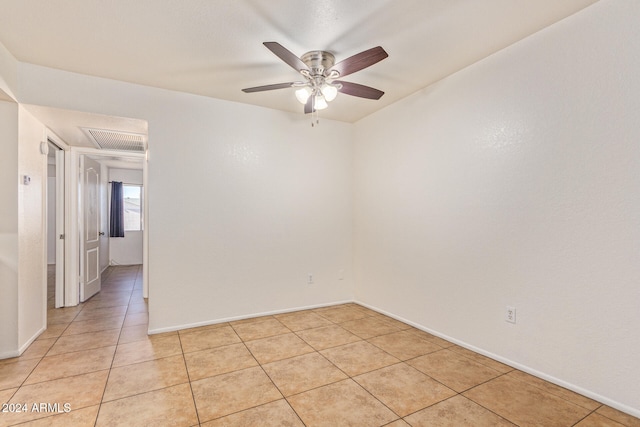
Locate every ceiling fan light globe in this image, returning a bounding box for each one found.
[314,95,328,110]
[321,84,338,102]
[295,87,312,104]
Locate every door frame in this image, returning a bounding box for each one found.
[43,129,70,313]
[46,136,67,308]
[53,145,65,308]
[66,146,147,305]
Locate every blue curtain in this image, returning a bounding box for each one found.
[110,181,125,237]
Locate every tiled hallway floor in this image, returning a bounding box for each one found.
[1,266,638,426]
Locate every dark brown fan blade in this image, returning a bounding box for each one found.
[263,42,309,72]
[328,46,388,78]
[335,81,384,100]
[304,96,314,114]
[242,82,296,93]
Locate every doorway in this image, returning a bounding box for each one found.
[76,152,145,302]
[69,148,147,306]
[45,139,66,309]
[28,105,149,313]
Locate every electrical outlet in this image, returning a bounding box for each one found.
[308,274,314,284]
[505,306,516,324]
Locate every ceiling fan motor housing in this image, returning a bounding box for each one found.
[301,51,335,76]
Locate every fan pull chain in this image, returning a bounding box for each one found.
[311,100,318,127]
[310,101,320,127]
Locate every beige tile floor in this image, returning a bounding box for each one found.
[1,265,639,426]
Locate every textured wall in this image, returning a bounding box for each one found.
[17,106,47,347]
[354,0,640,415]
[0,100,19,358]
[16,65,355,332]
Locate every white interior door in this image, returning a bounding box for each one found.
[54,147,65,308]
[80,156,101,301]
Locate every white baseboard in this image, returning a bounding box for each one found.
[19,326,47,354]
[0,326,47,360]
[0,349,21,359]
[147,299,353,335]
[354,300,640,420]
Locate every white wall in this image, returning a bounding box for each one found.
[354,0,639,416]
[108,168,143,265]
[0,44,39,359]
[17,105,47,348]
[15,64,355,333]
[0,100,19,358]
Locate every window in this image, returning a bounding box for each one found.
[123,184,143,231]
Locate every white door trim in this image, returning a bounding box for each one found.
[66,147,147,306]
[54,147,65,308]
[43,129,69,312]
[142,150,149,299]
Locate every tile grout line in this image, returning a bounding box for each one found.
[453,371,521,426]
[94,266,136,427]
[11,269,637,426]
[8,311,78,394]
[197,321,294,425]
[176,331,202,426]
[316,309,519,426]
[261,318,355,421]
[570,406,603,427]
[498,370,605,413]
[282,311,406,424]
[1,266,126,427]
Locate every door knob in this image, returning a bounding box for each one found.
[99,232,105,236]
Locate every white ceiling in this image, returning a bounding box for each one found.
[29,104,146,169]
[25,104,148,149]
[1,0,598,125]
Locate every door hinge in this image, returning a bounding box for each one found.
[59,234,65,239]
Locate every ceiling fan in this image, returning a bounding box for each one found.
[242,42,388,115]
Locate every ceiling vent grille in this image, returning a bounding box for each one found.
[82,128,146,152]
